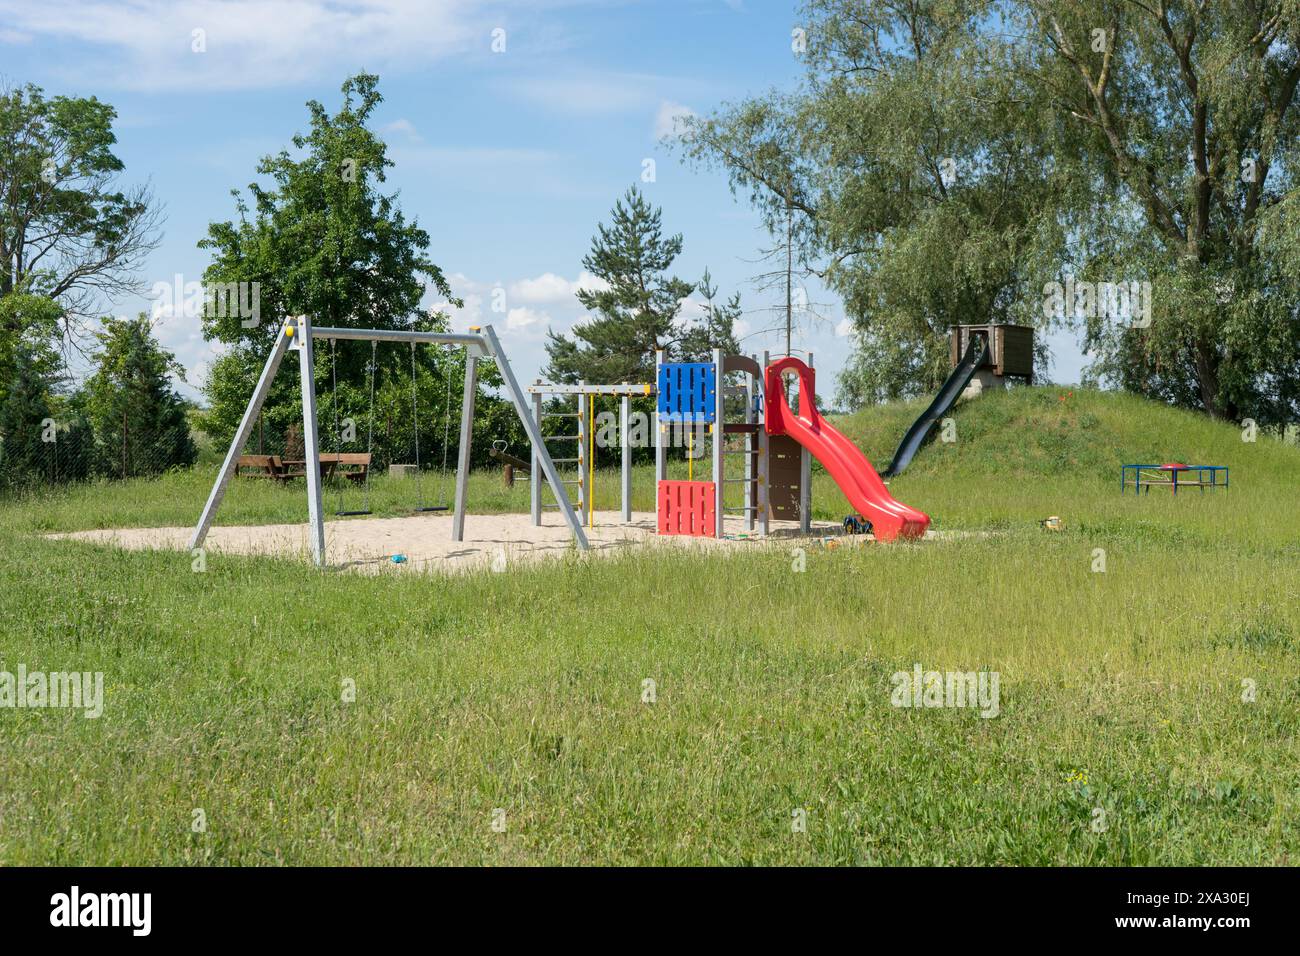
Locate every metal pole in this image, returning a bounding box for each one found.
[588,391,596,529]
[620,393,631,523]
[451,349,478,541]
[310,327,485,347]
[577,386,587,522]
[531,388,542,526]
[478,325,588,550]
[299,314,327,567]
[654,350,666,483]
[524,383,653,396]
[759,349,770,537]
[799,350,813,534]
[744,360,755,532]
[190,321,292,551]
[712,347,725,539]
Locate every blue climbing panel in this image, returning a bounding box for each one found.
[657,362,716,422]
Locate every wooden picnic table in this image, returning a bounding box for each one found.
[237,453,372,484]
[281,459,338,481]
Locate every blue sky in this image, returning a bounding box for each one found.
[1,0,1086,401]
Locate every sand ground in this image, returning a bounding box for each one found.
[47,511,882,575]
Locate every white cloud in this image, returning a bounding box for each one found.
[0,0,490,91]
[428,273,484,333]
[506,306,547,330]
[381,118,422,142]
[676,295,709,322]
[431,272,578,341]
[654,100,697,140]
[509,272,573,303]
[835,318,855,338]
[509,270,607,304]
[573,271,609,295]
[425,270,611,381]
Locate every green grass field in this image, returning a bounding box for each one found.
[1,386,1298,864]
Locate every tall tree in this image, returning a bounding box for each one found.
[679,5,1065,404]
[0,83,161,340]
[199,73,459,444]
[678,268,742,360]
[84,314,196,479]
[674,97,822,360]
[1031,0,1300,421]
[681,1,1300,421]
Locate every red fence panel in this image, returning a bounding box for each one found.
[657,480,717,537]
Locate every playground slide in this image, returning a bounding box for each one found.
[881,335,987,478]
[765,357,929,541]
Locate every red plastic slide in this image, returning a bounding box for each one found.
[765,356,930,541]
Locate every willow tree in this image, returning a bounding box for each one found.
[1030,0,1300,421]
[679,2,1067,406]
[680,0,1300,421]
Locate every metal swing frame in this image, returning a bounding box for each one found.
[190,314,590,567]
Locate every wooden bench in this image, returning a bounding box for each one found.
[237,454,290,482]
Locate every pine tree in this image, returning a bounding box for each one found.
[678,268,742,361]
[85,315,196,479]
[545,186,697,384]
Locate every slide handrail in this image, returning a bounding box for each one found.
[763,355,817,436]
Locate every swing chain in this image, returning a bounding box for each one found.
[330,338,343,515]
[410,341,423,509]
[362,340,376,513]
[439,344,455,505]
[403,340,460,514]
[329,338,377,518]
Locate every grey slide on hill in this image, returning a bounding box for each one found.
[882,336,988,479]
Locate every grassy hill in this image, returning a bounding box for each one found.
[798,386,1300,552]
[834,384,1299,484]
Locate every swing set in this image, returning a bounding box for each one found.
[326,337,455,517]
[191,314,589,567]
